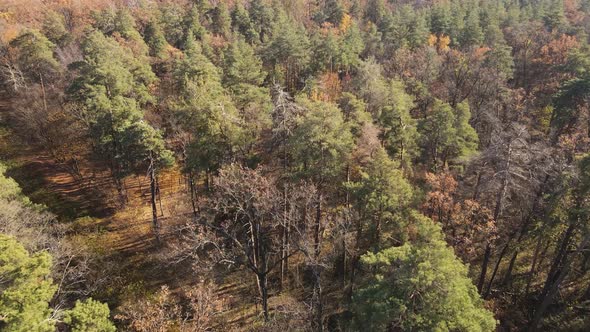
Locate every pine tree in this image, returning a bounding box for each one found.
[9,29,60,84]
[184,6,206,41]
[460,9,484,48]
[68,31,172,209]
[211,3,231,37]
[143,19,168,58]
[262,10,310,91]
[249,0,275,43]
[419,100,478,170]
[0,235,56,332]
[223,38,271,157]
[63,299,116,332]
[231,3,259,44]
[349,148,413,249]
[378,80,420,168]
[172,33,242,180]
[352,212,497,332]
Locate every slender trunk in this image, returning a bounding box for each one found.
[156,176,163,217]
[472,171,482,200]
[540,222,575,301]
[531,233,590,330]
[149,155,160,243]
[314,191,322,259]
[484,235,513,298]
[478,244,491,292]
[189,171,198,217]
[479,141,512,293]
[256,272,269,321]
[525,235,544,297]
[504,176,550,285]
[280,184,288,289]
[312,269,323,332]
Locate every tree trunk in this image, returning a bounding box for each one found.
[525,235,544,296]
[256,272,269,321]
[149,155,160,243]
[531,233,590,330]
[314,192,322,259]
[479,140,512,294]
[478,243,491,292]
[484,235,512,298]
[312,269,323,332]
[540,222,575,302]
[188,171,198,217]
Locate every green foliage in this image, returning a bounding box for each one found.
[223,38,271,156]
[0,164,29,204]
[9,29,60,83]
[69,31,171,180]
[42,11,69,46]
[418,100,478,169]
[349,148,413,247]
[289,96,354,184]
[172,33,242,173]
[0,234,56,332]
[313,0,345,26]
[231,3,259,44]
[460,9,484,48]
[378,80,420,168]
[262,9,310,89]
[352,212,497,332]
[365,0,386,26]
[159,3,186,47]
[143,19,168,58]
[543,0,565,31]
[248,0,275,43]
[338,93,372,138]
[64,299,116,332]
[211,3,231,37]
[184,6,206,41]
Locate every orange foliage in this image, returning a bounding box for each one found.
[423,172,496,260]
[310,72,342,102]
[537,34,579,66]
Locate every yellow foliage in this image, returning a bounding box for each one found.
[428,34,438,47]
[438,34,451,51]
[429,34,451,52]
[339,13,352,34]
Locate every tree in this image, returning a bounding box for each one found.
[64,299,115,332]
[68,30,173,218]
[207,165,292,321]
[231,3,259,44]
[9,29,60,85]
[419,100,478,170]
[184,6,206,42]
[378,80,420,168]
[262,10,310,91]
[171,33,242,190]
[460,10,484,48]
[211,3,231,38]
[289,96,353,330]
[223,38,271,157]
[349,148,413,250]
[248,0,275,43]
[364,0,386,26]
[42,10,69,46]
[352,212,496,332]
[143,19,168,58]
[0,234,56,332]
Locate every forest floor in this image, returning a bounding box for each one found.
[0,125,279,329]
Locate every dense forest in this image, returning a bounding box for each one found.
[1,0,590,330]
